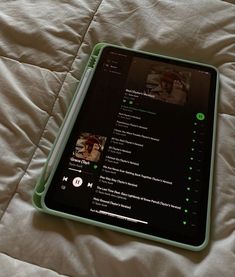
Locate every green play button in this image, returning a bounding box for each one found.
[196,113,205,121]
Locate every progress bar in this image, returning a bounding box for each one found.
[68,168,82,173]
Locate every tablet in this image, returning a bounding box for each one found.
[34,44,218,251]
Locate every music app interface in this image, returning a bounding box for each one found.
[45,47,216,245]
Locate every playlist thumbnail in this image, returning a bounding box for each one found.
[126,57,191,106]
[145,66,191,106]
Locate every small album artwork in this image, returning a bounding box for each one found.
[73,132,107,162]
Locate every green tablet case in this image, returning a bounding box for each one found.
[33,43,219,251]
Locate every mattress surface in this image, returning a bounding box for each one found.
[0,1,234,276]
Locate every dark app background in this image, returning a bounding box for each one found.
[45,47,217,246]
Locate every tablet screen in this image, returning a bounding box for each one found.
[44,46,217,247]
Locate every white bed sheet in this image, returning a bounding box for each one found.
[0,0,234,276]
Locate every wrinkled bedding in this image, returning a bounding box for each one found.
[0,0,235,276]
